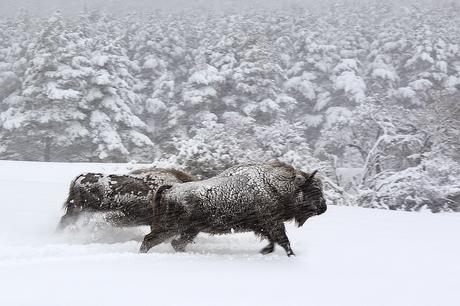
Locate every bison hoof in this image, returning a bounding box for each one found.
[139,243,150,253]
[171,239,186,252]
[260,245,274,255]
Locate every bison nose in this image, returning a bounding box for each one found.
[317,200,327,215]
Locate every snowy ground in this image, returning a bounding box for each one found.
[0,160,459,306]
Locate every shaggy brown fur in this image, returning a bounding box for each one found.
[140,162,327,256]
[57,168,195,230]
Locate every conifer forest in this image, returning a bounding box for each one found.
[1,0,459,212]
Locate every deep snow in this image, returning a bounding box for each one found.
[0,160,459,306]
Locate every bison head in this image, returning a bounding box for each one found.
[294,170,327,227]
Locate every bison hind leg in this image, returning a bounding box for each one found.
[171,230,198,252]
[260,241,275,255]
[257,224,295,257]
[271,224,295,257]
[140,229,175,253]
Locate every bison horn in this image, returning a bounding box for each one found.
[308,170,318,181]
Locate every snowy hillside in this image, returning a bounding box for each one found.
[0,160,459,306]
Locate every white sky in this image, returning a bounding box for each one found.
[0,0,439,17]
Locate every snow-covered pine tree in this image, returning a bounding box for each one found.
[228,21,284,125]
[0,11,91,161]
[80,13,153,162]
[0,11,153,162]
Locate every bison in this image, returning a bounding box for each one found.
[139,162,327,256]
[57,168,195,230]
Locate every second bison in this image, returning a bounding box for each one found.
[140,162,327,256]
[57,168,195,230]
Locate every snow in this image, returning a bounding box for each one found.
[82,88,104,104]
[91,54,109,67]
[420,52,435,63]
[334,71,366,103]
[89,111,130,157]
[46,83,81,100]
[0,106,26,130]
[0,160,459,306]
[143,58,159,69]
[145,98,167,114]
[445,75,460,89]
[258,98,280,112]
[333,59,360,73]
[303,113,323,127]
[286,61,305,76]
[336,167,363,190]
[314,92,331,111]
[371,68,398,82]
[284,72,317,100]
[395,87,416,99]
[129,130,154,147]
[62,122,90,140]
[436,60,448,73]
[409,79,433,91]
[188,65,224,85]
[324,106,352,127]
[93,72,111,85]
[183,86,218,105]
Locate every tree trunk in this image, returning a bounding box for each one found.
[44,137,52,162]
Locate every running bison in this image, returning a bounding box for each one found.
[57,168,195,230]
[139,162,327,256]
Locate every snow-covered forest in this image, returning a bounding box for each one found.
[0,1,459,212]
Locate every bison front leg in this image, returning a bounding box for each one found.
[171,230,198,252]
[139,229,174,253]
[271,224,295,257]
[56,214,76,231]
[56,203,81,231]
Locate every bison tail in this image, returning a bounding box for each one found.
[149,184,173,226]
[154,184,173,204]
[150,184,173,223]
[62,177,79,210]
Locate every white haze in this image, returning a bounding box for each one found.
[2,0,320,16]
[0,0,454,17]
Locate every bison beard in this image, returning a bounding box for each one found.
[139,162,327,256]
[57,168,195,230]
